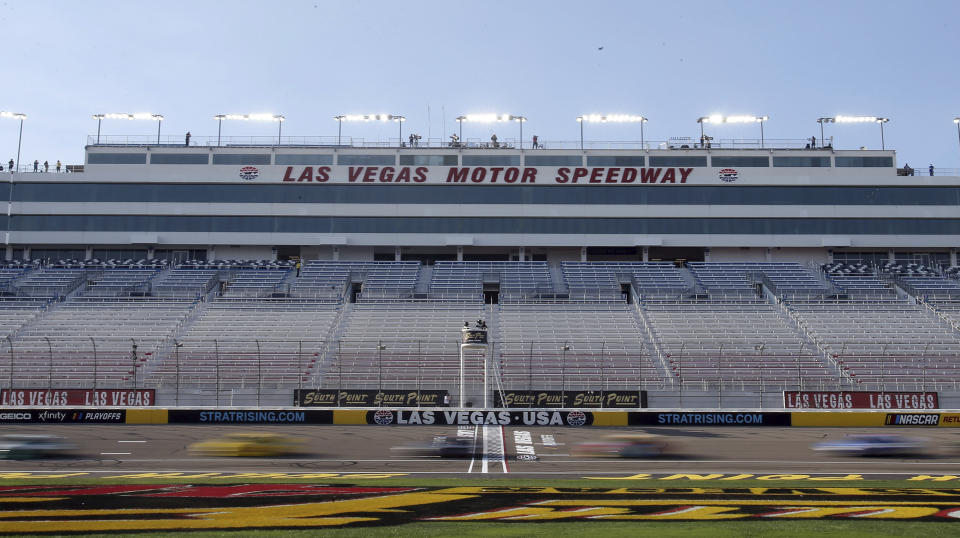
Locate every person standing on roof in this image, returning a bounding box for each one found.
[532,135,539,149]
[33,160,38,172]
[43,160,49,173]
[56,160,61,173]
[490,133,498,148]
[185,131,191,146]
[7,159,12,172]
[929,164,935,176]
[295,260,301,277]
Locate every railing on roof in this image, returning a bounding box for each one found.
[86,135,847,152]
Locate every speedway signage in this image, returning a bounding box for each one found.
[279,166,696,185]
[294,389,449,407]
[493,390,647,408]
[783,391,938,410]
[0,389,155,407]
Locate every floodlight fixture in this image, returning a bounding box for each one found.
[697,115,769,147]
[821,115,890,149]
[954,118,960,155]
[92,112,164,144]
[333,114,405,146]
[457,113,527,148]
[214,113,285,146]
[577,114,648,149]
[1,111,26,171]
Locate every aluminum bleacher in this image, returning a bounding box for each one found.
[7,298,196,388]
[82,268,160,297]
[151,269,218,298]
[325,302,484,390]
[644,300,832,388]
[147,300,340,391]
[430,261,553,302]
[688,262,826,300]
[14,268,85,298]
[788,300,960,389]
[221,268,290,298]
[562,262,692,301]
[497,302,660,390]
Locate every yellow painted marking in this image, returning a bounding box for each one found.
[586,473,651,480]
[333,410,368,425]
[0,490,477,533]
[761,506,941,519]
[790,412,885,427]
[909,475,960,481]
[125,409,168,424]
[590,412,628,427]
[597,505,748,520]
[0,473,88,479]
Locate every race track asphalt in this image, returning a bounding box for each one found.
[2,424,959,478]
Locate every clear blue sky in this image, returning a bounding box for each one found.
[1,0,958,168]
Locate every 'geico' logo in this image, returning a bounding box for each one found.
[885,413,940,426]
[0,412,32,420]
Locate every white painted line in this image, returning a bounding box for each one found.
[467,424,479,473]
[499,425,509,473]
[99,452,131,455]
[481,425,490,473]
[118,440,147,443]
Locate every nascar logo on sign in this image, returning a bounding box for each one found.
[239,166,259,180]
[718,168,739,182]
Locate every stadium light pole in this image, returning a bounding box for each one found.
[953,118,960,156]
[825,115,890,150]
[91,113,163,146]
[377,342,386,405]
[561,343,571,407]
[697,115,768,148]
[577,114,648,151]
[816,117,831,147]
[131,339,138,389]
[334,115,404,148]
[455,115,465,146]
[1,112,26,171]
[213,113,284,147]
[394,115,405,146]
[173,340,183,407]
[457,114,524,148]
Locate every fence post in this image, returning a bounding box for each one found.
[130,339,138,389]
[717,343,724,408]
[90,337,97,391]
[255,339,262,407]
[173,340,182,407]
[417,340,422,408]
[4,335,12,392]
[337,340,342,405]
[297,340,303,398]
[43,336,53,391]
[214,339,221,406]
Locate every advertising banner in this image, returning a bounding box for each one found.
[365,409,594,426]
[294,389,449,407]
[0,409,126,424]
[629,411,791,427]
[168,409,332,425]
[783,391,938,410]
[493,390,647,408]
[0,389,155,407]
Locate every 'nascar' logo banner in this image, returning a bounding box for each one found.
[0,389,155,407]
[784,391,938,410]
[493,390,647,408]
[294,389,449,407]
[884,413,940,426]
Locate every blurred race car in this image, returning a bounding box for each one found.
[0,434,75,459]
[572,433,668,458]
[391,436,474,458]
[812,434,926,457]
[188,433,304,457]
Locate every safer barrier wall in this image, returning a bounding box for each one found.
[2,408,960,427]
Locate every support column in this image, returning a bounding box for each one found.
[951,249,957,267]
[85,246,93,259]
[703,247,711,262]
[518,247,526,262]
[456,245,463,261]
[207,246,216,260]
[394,247,402,261]
[765,247,773,262]
[888,249,896,263]
[147,247,155,259]
[4,245,11,261]
[332,246,340,261]
[580,246,587,262]
[826,250,833,264]
[23,247,30,261]
[642,246,649,262]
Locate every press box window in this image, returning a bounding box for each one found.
[525,155,583,166]
[461,155,522,166]
[275,154,334,165]
[835,156,894,167]
[150,153,209,165]
[649,156,707,167]
[399,154,458,166]
[773,156,832,167]
[711,156,770,167]
[212,154,271,165]
[338,155,396,165]
[87,153,147,164]
[587,156,646,166]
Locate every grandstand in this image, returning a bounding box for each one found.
[1,138,960,408]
